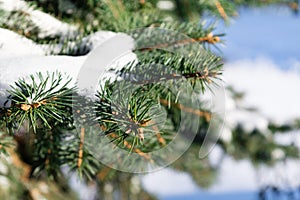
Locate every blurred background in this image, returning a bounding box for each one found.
[143,5,300,200]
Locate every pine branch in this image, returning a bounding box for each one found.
[97,0,163,32]
[7,72,74,133]
[118,51,222,92]
[32,128,64,179]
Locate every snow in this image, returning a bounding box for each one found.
[141,168,199,196]
[257,159,300,189]
[225,109,269,133]
[66,169,98,200]
[0,0,78,38]
[0,28,45,56]
[208,145,224,167]
[0,19,126,106]
[0,28,121,106]
[84,31,117,51]
[209,158,258,193]
[0,0,27,11]
[274,130,300,147]
[157,1,175,10]
[220,127,232,143]
[29,9,77,38]
[224,58,300,122]
[0,55,86,107]
[0,55,85,84]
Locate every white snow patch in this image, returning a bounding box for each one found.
[258,159,300,189]
[208,145,224,167]
[157,1,175,10]
[0,55,86,107]
[0,28,45,57]
[274,130,300,147]
[141,168,199,196]
[61,166,97,200]
[209,157,258,193]
[0,55,85,85]
[84,31,117,51]
[0,0,27,11]
[0,0,78,38]
[224,57,300,122]
[30,10,78,38]
[220,126,232,143]
[224,91,236,111]
[0,28,136,106]
[226,109,269,132]
[271,148,285,160]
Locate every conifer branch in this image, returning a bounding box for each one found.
[135,33,221,52]
[6,72,74,133]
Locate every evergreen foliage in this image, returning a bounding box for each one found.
[0,0,299,199]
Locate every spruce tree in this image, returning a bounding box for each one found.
[0,0,299,199]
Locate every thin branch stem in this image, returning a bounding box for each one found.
[134,34,221,52]
[77,127,85,168]
[109,132,154,162]
[160,98,211,122]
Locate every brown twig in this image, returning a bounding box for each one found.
[97,166,112,181]
[156,132,166,146]
[77,127,85,168]
[129,67,218,85]
[160,99,211,122]
[149,120,167,146]
[135,33,221,52]
[45,148,51,166]
[109,132,153,162]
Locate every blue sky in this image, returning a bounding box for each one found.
[162,191,257,200]
[218,6,300,69]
